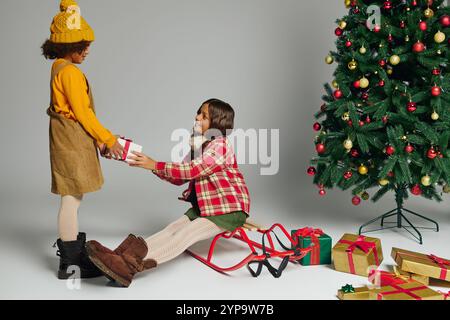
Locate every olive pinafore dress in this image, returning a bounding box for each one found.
[47,60,104,196]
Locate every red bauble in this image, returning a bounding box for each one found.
[313,122,322,131]
[405,144,414,153]
[345,40,352,47]
[316,143,326,154]
[385,145,395,155]
[387,34,393,42]
[382,115,389,124]
[335,27,343,36]
[400,21,406,29]
[307,167,316,176]
[353,7,360,14]
[383,1,392,10]
[373,25,381,33]
[432,68,441,75]
[412,41,425,53]
[352,195,361,206]
[353,80,361,88]
[411,184,422,196]
[378,80,385,87]
[431,86,441,97]
[344,171,353,180]
[440,15,450,27]
[419,21,427,31]
[427,148,437,159]
[365,116,371,124]
[379,59,386,67]
[361,92,369,100]
[334,89,343,99]
[407,101,417,112]
[358,120,365,127]
[350,148,359,158]
[319,189,326,196]
[347,120,353,127]
[387,171,395,177]
[412,0,418,6]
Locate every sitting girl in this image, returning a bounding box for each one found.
[86,98,251,287]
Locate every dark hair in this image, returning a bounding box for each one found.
[41,39,91,60]
[198,98,235,137]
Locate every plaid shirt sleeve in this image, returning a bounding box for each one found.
[153,139,231,181]
[151,153,191,186]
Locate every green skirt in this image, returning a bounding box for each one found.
[184,206,248,231]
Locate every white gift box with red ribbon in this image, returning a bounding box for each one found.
[118,137,143,163]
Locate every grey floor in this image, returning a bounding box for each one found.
[1,184,449,300]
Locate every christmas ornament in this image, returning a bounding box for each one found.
[307,167,316,176]
[382,115,389,124]
[345,40,352,47]
[361,192,370,201]
[347,120,353,127]
[405,144,414,153]
[443,184,450,193]
[343,139,353,150]
[334,89,343,99]
[387,171,395,178]
[387,34,394,42]
[350,148,359,158]
[431,111,439,121]
[387,68,393,75]
[431,85,441,97]
[400,21,406,28]
[412,41,425,53]
[325,55,334,64]
[353,80,360,88]
[358,120,365,127]
[339,20,347,29]
[335,27,343,36]
[353,6,360,14]
[385,145,395,156]
[407,101,417,112]
[341,112,350,121]
[419,20,427,31]
[427,147,437,159]
[383,1,392,10]
[348,59,358,70]
[373,25,381,33]
[319,189,326,196]
[358,165,368,175]
[359,46,367,54]
[405,35,410,42]
[432,68,440,75]
[365,115,371,124]
[344,171,353,180]
[332,80,339,88]
[440,15,450,27]
[411,184,422,196]
[313,122,322,131]
[344,0,351,8]
[424,8,434,18]
[361,92,369,100]
[421,175,431,187]
[379,179,389,186]
[378,80,385,87]
[379,59,386,67]
[316,143,326,154]
[359,77,369,89]
[434,31,446,43]
[389,55,400,65]
[352,195,361,205]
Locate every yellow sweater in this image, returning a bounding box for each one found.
[51,59,116,148]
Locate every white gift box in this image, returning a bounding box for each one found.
[118,137,143,163]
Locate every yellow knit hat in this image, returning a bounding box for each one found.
[50,0,95,43]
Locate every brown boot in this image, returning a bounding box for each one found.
[86,235,157,287]
[86,234,139,255]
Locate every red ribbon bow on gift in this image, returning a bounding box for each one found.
[120,136,133,161]
[292,227,324,265]
[339,235,380,275]
[368,269,410,287]
[428,254,450,280]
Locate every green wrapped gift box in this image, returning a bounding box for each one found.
[291,227,332,266]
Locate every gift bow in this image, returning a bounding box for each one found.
[120,136,133,161]
[369,269,410,287]
[339,235,380,274]
[293,227,324,265]
[341,284,355,294]
[428,254,450,280]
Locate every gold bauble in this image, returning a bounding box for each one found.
[424,8,434,18]
[332,80,339,88]
[359,77,369,89]
[389,55,401,66]
[343,139,353,150]
[359,46,367,54]
[437,49,442,55]
[387,69,393,75]
[421,175,431,186]
[443,184,450,193]
[431,112,439,120]
[379,179,389,186]
[342,112,350,121]
[345,0,351,8]
[358,165,368,175]
[339,20,347,30]
[434,31,446,44]
[401,135,407,141]
[361,191,370,200]
[325,55,334,64]
[348,59,358,71]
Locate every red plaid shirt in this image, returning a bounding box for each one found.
[153,136,250,217]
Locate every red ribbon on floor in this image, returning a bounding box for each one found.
[338,235,379,274]
[428,254,450,280]
[377,283,427,300]
[120,136,133,161]
[293,228,324,265]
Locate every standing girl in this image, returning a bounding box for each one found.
[85,99,251,287]
[42,0,123,279]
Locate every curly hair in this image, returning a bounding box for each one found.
[41,39,91,60]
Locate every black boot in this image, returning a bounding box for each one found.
[55,233,102,279]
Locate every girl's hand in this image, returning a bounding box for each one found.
[96,142,107,157]
[128,151,157,170]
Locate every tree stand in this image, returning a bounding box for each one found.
[358,185,439,244]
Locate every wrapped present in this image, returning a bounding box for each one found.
[291,227,332,266]
[368,266,429,287]
[332,233,383,276]
[118,137,143,163]
[369,281,444,300]
[337,284,371,300]
[391,247,450,282]
[438,291,450,300]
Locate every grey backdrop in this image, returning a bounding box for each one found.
[1,0,449,299]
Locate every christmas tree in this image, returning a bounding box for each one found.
[308,0,450,242]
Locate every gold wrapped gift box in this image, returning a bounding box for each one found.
[369,281,444,300]
[337,285,371,300]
